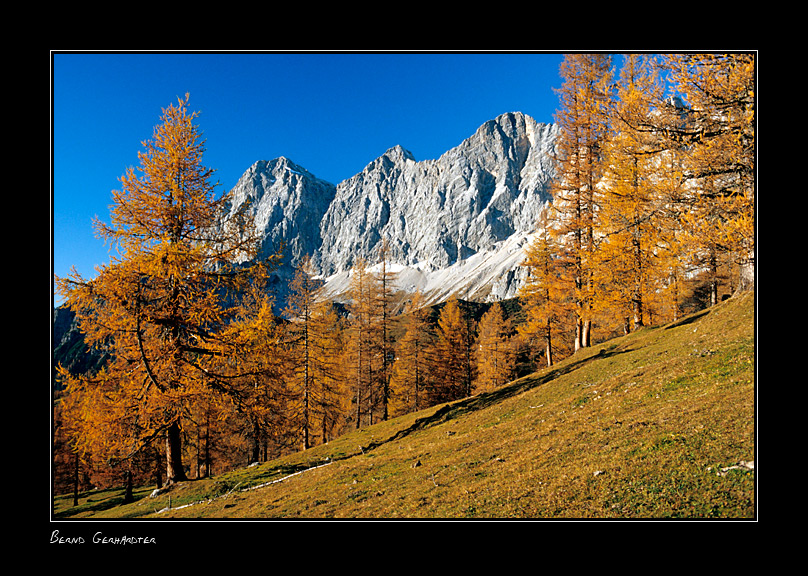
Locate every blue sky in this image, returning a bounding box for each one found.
[52,51,566,304]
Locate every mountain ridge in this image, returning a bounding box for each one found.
[51,112,557,377]
[226,111,559,308]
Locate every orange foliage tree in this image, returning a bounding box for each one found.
[390,291,435,416]
[474,302,515,393]
[345,257,377,428]
[551,53,614,350]
[518,223,574,367]
[284,255,322,450]
[594,54,667,333]
[660,53,755,303]
[432,299,476,403]
[285,254,349,449]
[308,299,349,444]
[55,95,281,485]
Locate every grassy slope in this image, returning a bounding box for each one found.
[54,290,755,520]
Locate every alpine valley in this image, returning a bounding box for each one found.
[227,111,559,310]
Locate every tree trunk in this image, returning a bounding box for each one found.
[196,425,202,478]
[123,469,134,503]
[251,418,261,463]
[154,450,163,489]
[72,451,79,507]
[736,254,754,293]
[633,296,644,331]
[165,420,187,484]
[709,252,719,306]
[205,410,211,477]
[582,319,592,348]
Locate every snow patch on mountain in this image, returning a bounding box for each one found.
[317,228,542,308]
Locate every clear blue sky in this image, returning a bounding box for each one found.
[52,51,566,305]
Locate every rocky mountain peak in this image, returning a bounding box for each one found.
[227,112,558,308]
[382,144,416,164]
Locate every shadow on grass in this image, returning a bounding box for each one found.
[53,487,150,518]
[370,344,635,450]
[663,308,711,330]
[238,463,318,488]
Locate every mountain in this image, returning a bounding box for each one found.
[52,305,108,387]
[52,112,557,379]
[224,156,337,298]
[226,111,558,309]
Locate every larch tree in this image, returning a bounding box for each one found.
[390,290,434,416]
[346,257,379,428]
[55,95,280,485]
[308,300,349,445]
[550,53,614,350]
[647,101,692,323]
[284,254,324,450]
[344,247,398,427]
[223,284,293,463]
[374,239,398,421]
[595,54,666,333]
[659,53,755,303]
[432,299,476,403]
[284,254,350,448]
[285,253,350,446]
[518,222,572,367]
[474,302,515,393]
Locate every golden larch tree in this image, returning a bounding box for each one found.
[390,291,435,416]
[594,54,666,333]
[309,300,349,445]
[474,302,515,393]
[222,285,293,463]
[284,254,323,450]
[432,299,475,403]
[550,53,614,350]
[374,240,398,421]
[285,254,349,447]
[518,223,573,367]
[55,95,280,485]
[345,257,381,428]
[659,53,755,303]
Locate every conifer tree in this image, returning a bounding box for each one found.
[374,240,398,421]
[285,255,351,447]
[432,299,475,403]
[390,291,434,416]
[649,113,691,322]
[518,223,572,367]
[659,53,755,302]
[595,54,666,333]
[346,257,379,428]
[474,302,515,393]
[215,287,293,463]
[55,95,280,484]
[284,254,324,450]
[309,300,349,444]
[550,53,614,350]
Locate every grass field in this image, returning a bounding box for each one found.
[53,290,755,520]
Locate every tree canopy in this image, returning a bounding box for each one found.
[55,95,281,483]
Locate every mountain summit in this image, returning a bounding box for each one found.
[226,111,558,307]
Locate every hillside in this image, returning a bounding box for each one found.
[54,290,755,520]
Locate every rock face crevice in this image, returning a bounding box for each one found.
[226,111,558,307]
